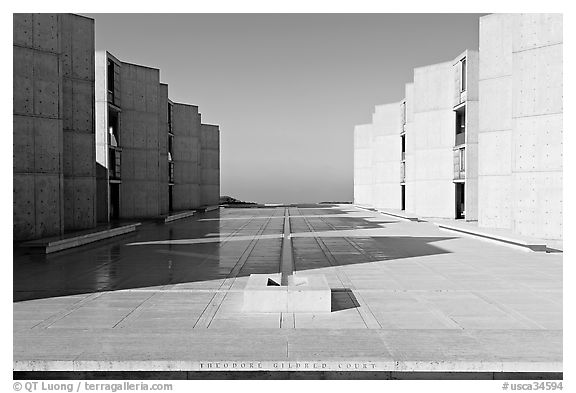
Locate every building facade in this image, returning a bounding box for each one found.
[14,14,221,241]
[13,14,97,241]
[95,51,221,222]
[353,13,562,243]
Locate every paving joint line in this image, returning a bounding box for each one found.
[297,208,381,329]
[194,214,278,329]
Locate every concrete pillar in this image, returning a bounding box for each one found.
[172,104,201,210]
[353,124,373,207]
[411,61,455,218]
[371,103,402,210]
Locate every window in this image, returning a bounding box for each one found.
[107,60,115,94]
[108,110,119,147]
[455,107,466,146]
[460,58,467,92]
[168,103,173,133]
[401,134,406,161]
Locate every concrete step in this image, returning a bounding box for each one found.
[433,221,548,252]
[376,208,420,221]
[163,210,196,223]
[20,223,141,254]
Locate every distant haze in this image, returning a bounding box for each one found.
[86,13,484,203]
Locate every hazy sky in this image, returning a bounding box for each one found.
[85,13,484,203]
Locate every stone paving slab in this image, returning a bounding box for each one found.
[14,328,561,372]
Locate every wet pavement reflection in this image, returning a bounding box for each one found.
[14,204,457,302]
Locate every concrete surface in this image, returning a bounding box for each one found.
[13,205,562,372]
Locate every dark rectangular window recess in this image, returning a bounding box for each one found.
[455,106,465,146]
[461,58,467,92]
[108,109,119,147]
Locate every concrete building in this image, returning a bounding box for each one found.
[14,14,221,242]
[13,14,96,241]
[353,13,562,243]
[95,51,220,222]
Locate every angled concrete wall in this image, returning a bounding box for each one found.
[479,13,562,240]
[412,62,455,218]
[13,13,95,241]
[371,103,402,209]
[119,62,162,218]
[353,124,373,207]
[158,84,169,215]
[200,124,220,207]
[172,104,201,210]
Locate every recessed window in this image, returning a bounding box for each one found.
[460,58,467,92]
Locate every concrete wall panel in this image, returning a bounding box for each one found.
[479,77,512,132]
[479,14,514,80]
[478,176,512,229]
[13,14,33,47]
[33,14,59,53]
[13,116,35,173]
[513,171,562,239]
[478,131,512,176]
[34,117,61,173]
[513,114,562,172]
[512,44,562,117]
[514,13,562,52]
[34,174,61,237]
[13,174,35,240]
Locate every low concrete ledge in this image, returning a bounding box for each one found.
[12,360,562,373]
[163,210,195,223]
[377,209,420,222]
[243,273,331,313]
[20,223,141,254]
[434,222,548,252]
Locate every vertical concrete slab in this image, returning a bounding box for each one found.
[172,103,202,210]
[510,13,563,240]
[200,123,220,206]
[353,124,373,207]
[158,84,169,215]
[411,61,455,218]
[478,14,515,231]
[371,103,402,210]
[118,62,162,218]
[61,14,96,232]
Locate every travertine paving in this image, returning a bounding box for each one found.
[13,205,562,371]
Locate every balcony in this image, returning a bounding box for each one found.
[108,148,121,181]
[453,148,465,180]
[400,162,406,183]
[169,162,175,184]
[455,131,465,146]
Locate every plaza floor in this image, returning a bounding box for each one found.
[13,205,562,372]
